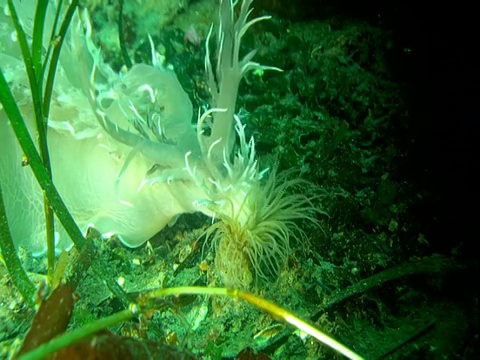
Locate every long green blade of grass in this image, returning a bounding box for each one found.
[7,0,56,278]
[32,1,48,82]
[43,0,79,118]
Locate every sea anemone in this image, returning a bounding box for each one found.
[188,114,321,288]
[210,169,320,289]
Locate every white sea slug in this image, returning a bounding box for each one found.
[0,0,319,288]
